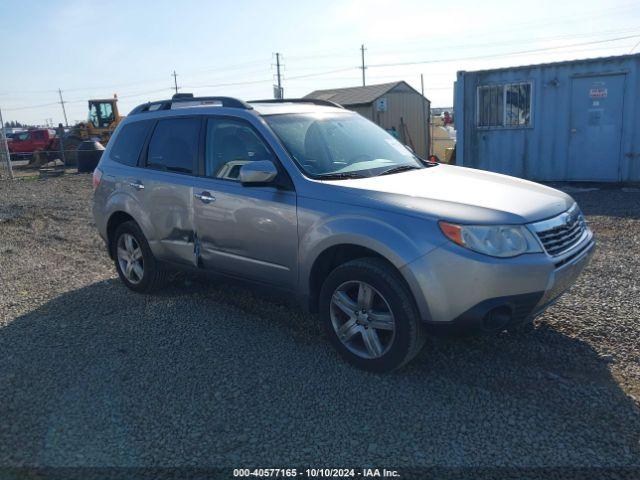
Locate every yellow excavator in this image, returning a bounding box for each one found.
[81,96,123,144]
[35,96,123,167]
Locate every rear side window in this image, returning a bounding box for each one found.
[110,121,152,166]
[147,118,200,174]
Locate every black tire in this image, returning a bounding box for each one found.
[112,220,168,293]
[319,257,426,372]
[77,140,105,173]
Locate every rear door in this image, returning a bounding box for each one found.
[568,74,625,181]
[191,116,298,288]
[137,116,201,267]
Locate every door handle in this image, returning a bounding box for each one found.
[128,181,144,190]
[194,191,215,203]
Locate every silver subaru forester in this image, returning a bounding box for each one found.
[92,95,595,372]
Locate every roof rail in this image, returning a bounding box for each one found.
[129,94,253,115]
[249,98,344,109]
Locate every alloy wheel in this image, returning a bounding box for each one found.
[329,280,396,359]
[117,233,144,284]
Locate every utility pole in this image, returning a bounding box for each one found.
[58,89,68,127]
[360,44,367,86]
[421,74,430,158]
[172,70,179,94]
[274,53,283,99]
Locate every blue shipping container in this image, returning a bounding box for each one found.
[454,53,640,182]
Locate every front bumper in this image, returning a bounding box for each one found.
[401,229,595,333]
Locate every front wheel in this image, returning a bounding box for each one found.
[319,258,426,372]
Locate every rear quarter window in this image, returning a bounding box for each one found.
[110,121,153,166]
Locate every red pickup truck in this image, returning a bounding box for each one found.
[8,129,57,159]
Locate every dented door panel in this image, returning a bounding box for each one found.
[143,169,197,267]
[192,177,298,288]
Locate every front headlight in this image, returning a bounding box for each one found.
[439,221,542,258]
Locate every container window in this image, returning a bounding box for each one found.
[505,83,531,126]
[478,85,503,127]
[477,82,531,128]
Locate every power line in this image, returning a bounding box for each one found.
[367,34,640,69]
[182,78,272,89]
[3,101,60,112]
[115,87,174,100]
[4,30,639,117]
[365,1,640,51]
[286,67,356,81]
[371,27,640,57]
[3,28,637,101]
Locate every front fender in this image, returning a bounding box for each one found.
[298,210,443,297]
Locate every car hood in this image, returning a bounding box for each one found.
[322,164,574,224]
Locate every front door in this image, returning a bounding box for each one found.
[192,117,298,289]
[568,74,625,181]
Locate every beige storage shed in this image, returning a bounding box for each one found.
[305,81,431,158]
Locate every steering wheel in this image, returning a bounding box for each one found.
[348,153,374,163]
[300,157,321,173]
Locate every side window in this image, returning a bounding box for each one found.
[147,118,200,174]
[205,118,274,181]
[109,121,153,166]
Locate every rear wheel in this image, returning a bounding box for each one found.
[113,221,167,293]
[319,257,426,372]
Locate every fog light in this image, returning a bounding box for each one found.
[482,306,512,332]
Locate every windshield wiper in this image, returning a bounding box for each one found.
[376,164,422,176]
[316,172,367,180]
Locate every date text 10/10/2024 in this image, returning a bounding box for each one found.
[233,468,401,478]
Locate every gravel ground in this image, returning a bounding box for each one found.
[0,174,638,473]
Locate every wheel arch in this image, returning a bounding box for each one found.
[106,211,137,259]
[306,242,417,314]
[102,189,157,259]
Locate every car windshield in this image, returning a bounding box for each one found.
[265,112,425,178]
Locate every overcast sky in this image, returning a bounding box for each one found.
[1,0,639,125]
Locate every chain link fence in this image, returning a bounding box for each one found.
[0,118,86,180]
[0,108,15,180]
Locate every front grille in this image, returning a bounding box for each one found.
[532,205,587,257]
